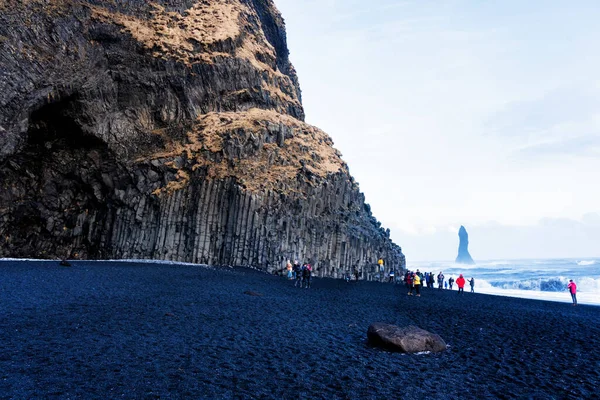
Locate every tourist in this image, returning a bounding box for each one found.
[413,272,421,297]
[468,277,475,293]
[303,264,312,289]
[456,274,466,294]
[437,271,445,289]
[294,263,303,287]
[378,258,385,282]
[444,281,448,289]
[406,272,414,295]
[448,276,454,290]
[567,279,577,305]
[389,269,395,283]
[293,260,300,279]
[286,260,293,279]
[416,270,424,292]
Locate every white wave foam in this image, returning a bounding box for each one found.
[577,260,596,266]
[473,278,600,305]
[441,263,479,270]
[578,276,600,293]
[487,260,511,266]
[490,277,568,292]
[494,269,517,274]
[479,277,600,293]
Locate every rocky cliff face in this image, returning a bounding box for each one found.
[455,226,475,265]
[0,0,405,277]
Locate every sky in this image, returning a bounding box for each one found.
[274,0,600,261]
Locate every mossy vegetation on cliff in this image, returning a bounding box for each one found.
[147,109,345,195]
[0,0,405,275]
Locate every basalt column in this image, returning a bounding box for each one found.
[0,0,405,277]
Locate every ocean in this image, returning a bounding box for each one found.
[409,258,600,306]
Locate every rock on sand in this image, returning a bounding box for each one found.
[367,323,447,353]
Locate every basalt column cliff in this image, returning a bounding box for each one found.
[0,0,405,277]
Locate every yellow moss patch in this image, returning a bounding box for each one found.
[153,169,190,196]
[89,0,288,77]
[147,109,346,194]
[91,1,240,64]
[260,81,297,105]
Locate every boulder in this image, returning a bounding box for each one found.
[367,323,447,353]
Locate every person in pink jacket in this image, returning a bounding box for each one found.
[567,280,577,306]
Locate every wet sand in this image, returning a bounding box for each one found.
[0,260,598,399]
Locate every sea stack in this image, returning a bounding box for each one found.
[0,0,404,277]
[455,226,475,264]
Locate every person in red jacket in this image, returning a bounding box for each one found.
[567,280,577,305]
[456,274,466,294]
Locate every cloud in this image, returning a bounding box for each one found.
[517,135,600,158]
[485,86,600,138]
[485,85,600,160]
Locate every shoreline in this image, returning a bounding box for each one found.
[410,258,600,306]
[2,258,593,306]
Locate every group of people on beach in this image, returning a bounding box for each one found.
[282,259,580,306]
[285,260,312,289]
[403,270,475,296]
[401,270,579,305]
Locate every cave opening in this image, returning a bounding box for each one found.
[0,96,116,259]
[26,96,103,151]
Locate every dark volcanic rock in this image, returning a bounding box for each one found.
[0,0,405,278]
[455,225,475,265]
[367,323,447,353]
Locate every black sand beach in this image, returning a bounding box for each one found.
[1,261,598,399]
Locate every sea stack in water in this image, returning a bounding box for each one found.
[0,0,404,277]
[455,226,475,264]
